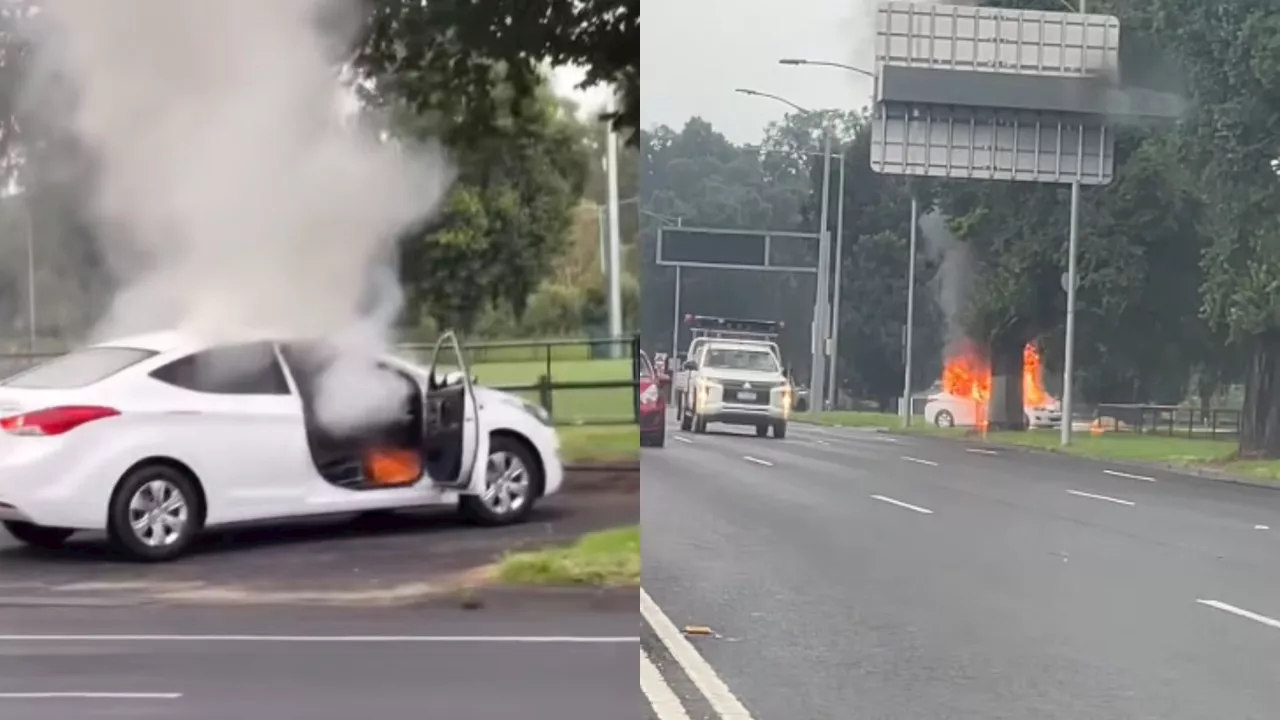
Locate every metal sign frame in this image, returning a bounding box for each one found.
[655,226,820,274]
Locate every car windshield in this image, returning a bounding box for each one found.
[1,347,157,389]
[703,348,778,372]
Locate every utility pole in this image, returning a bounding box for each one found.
[1060,0,1086,445]
[605,96,624,351]
[901,194,919,425]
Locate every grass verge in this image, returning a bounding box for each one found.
[793,410,903,428]
[901,425,1280,484]
[558,424,638,464]
[496,526,640,587]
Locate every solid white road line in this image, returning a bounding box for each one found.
[673,435,693,444]
[641,649,693,720]
[742,456,773,467]
[1196,599,1280,630]
[0,634,638,644]
[640,589,756,720]
[965,448,999,456]
[901,456,938,467]
[870,495,934,514]
[1066,490,1135,507]
[1104,469,1156,482]
[0,693,183,700]
[1255,525,1270,531]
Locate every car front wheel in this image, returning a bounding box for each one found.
[459,435,542,526]
[2,521,75,550]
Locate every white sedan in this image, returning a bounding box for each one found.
[0,331,562,561]
[923,392,1062,429]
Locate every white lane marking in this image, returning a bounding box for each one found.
[901,456,938,467]
[641,649,693,720]
[965,448,998,456]
[641,589,756,720]
[1196,599,1280,630]
[673,435,693,444]
[1255,525,1270,531]
[814,438,830,446]
[1103,469,1156,482]
[870,495,934,514]
[743,456,773,467]
[0,693,183,700]
[1066,490,1135,507]
[0,635,638,644]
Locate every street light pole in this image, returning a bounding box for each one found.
[1060,0,1086,445]
[735,87,834,407]
[901,194,918,425]
[825,153,846,409]
[604,96,624,350]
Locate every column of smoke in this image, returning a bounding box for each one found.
[24,0,452,435]
[918,210,974,359]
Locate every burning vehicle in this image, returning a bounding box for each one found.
[922,343,1062,429]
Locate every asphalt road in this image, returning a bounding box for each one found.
[641,415,1280,719]
[0,489,636,604]
[0,604,639,720]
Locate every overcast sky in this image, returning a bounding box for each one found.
[642,0,887,144]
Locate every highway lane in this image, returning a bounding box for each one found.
[642,417,1280,719]
[0,605,639,720]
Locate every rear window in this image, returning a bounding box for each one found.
[2,347,157,389]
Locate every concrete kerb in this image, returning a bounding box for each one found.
[876,428,1280,492]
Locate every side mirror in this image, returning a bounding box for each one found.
[683,359,698,371]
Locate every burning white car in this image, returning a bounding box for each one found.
[0,331,561,562]
[923,392,1062,429]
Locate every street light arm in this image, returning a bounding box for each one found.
[734,87,811,115]
[778,58,874,79]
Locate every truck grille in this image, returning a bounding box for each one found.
[720,380,778,406]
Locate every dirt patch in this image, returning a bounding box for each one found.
[564,464,639,494]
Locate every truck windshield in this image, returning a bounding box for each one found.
[703,348,779,372]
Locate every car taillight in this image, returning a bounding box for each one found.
[640,383,660,406]
[0,406,121,436]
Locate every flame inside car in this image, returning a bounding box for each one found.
[364,447,422,487]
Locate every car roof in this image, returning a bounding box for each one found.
[89,330,201,355]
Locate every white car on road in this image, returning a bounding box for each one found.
[0,331,562,561]
[680,341,792,438]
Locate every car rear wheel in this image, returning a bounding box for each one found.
[459,435,541,526]
[107,463,205,563]
[2,521,75,550]
[935,410,955,428]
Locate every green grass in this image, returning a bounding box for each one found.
[793,410,903,428]
[558,424,639,464]
[496,525,640,587]
[901,426,1280,483]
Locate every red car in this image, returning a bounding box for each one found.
[639,350,666,447]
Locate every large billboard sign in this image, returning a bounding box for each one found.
[870,1,1122,186]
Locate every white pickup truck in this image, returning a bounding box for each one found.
[678,339,793,439]
[672,315,785,420]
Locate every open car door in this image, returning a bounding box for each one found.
[420,331,481,489]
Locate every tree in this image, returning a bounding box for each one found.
[1114,0,1280,455]
[394,83,589,333]
[354,0,638,144]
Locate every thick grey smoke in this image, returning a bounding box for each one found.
[918,209,972,356]
[28,0,452,433]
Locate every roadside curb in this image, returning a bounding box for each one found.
[879,429,1280,492]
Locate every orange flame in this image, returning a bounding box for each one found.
[1022,344,1049,408]
[364,447,422,487]
[941,343,1053,420]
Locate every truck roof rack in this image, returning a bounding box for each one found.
[684,314,782,342]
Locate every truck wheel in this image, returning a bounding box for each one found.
[693,414,708,434]
[680,407,693,431]
[772,421,787,439]
[675,393,684,421]
[755,424,768,438]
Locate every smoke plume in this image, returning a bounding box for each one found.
[25,0,452,432]
[918,209,972,357]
